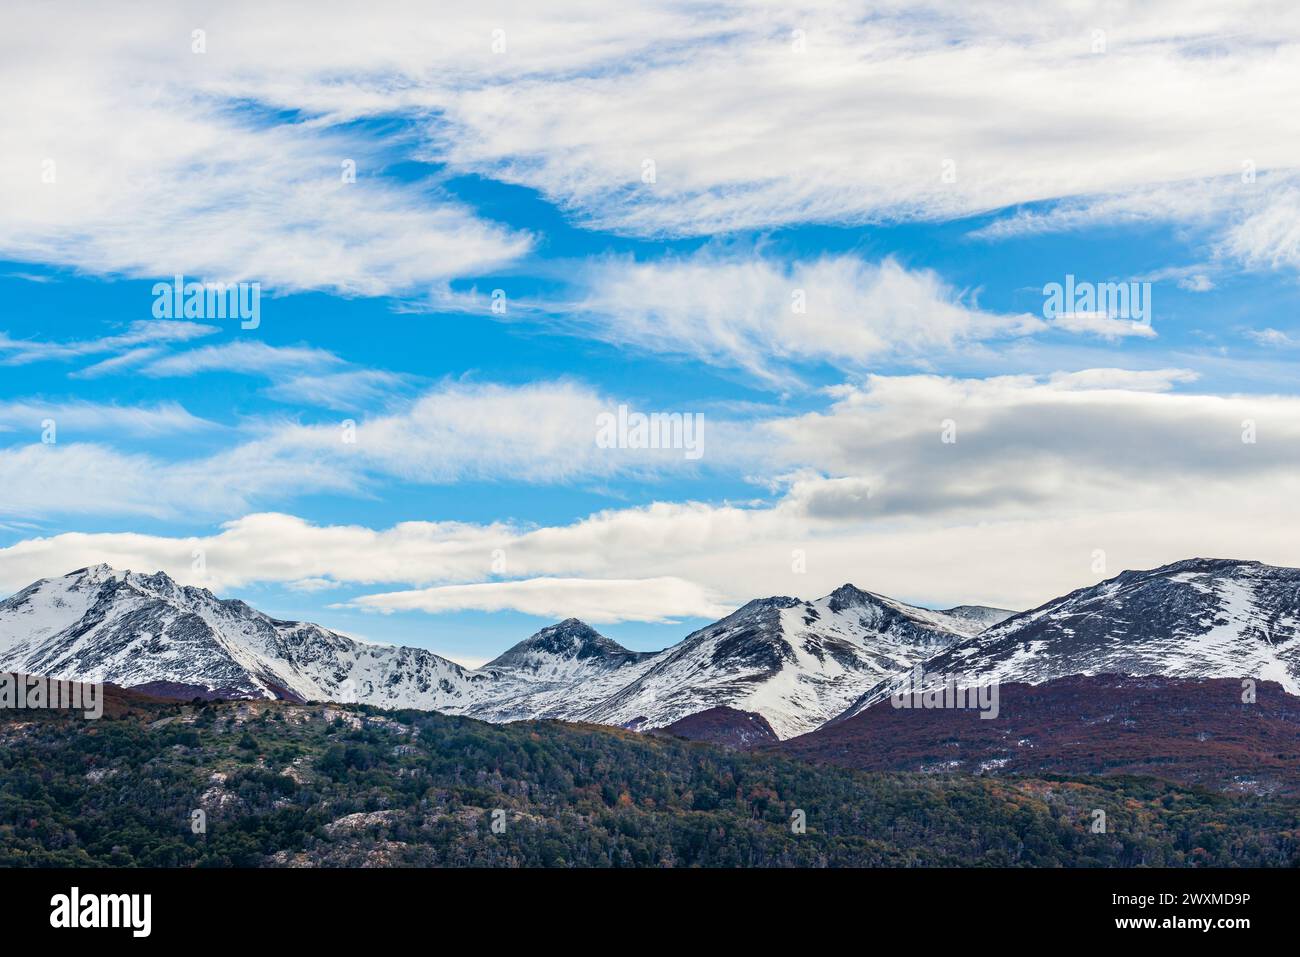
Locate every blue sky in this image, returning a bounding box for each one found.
[3,2,1300,665]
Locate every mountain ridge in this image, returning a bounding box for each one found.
[828,556,1300,725]
[576,581,1009,737]
[13,558,1300,740]
[0,564,1013,738]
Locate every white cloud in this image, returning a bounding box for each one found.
[0,7,531,296]
[284,577,343,594]
[73,348,167,379]
[1221,185,1300,270]
[0,400,214,437]
[0,321,217,367]
[1135,264,1218,293]
[1049,313,1158,340]
[764,370,1298,524]
[244,379,735,486]
[138,341,342,378]
[347,576,730,624]
[968,178,1243,242]
[0,444,267,519]
[1246,328,1300,348]
[66,335,414,410]
[3,1,1300,296]
[565,252,1040,382]
[0,379,732,519]
[971,173,1300,281]
[423,3,1300,237]
[4,369,1300,613]
[263,369,414,411]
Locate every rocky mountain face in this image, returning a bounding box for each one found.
[0,566,1010,739]
[15,559,1300,744]
[466,618,659,722]
[830,558,1300,724]
[577,584,1010,738]
[0,565,494,711]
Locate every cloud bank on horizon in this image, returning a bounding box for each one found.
[2,0,1299,659]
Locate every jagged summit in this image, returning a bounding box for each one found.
[66,564,169,590]
[0,564,485,707]
[826,583,875,611]
[578,582,1009,738]
[829,557,1300,724]
[1150,556,1262,573]
[724,595,803,619]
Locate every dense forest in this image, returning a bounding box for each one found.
[2,695,1298,867]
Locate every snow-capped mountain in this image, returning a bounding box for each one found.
[0,566,1012,739]
[831,558,1300,723]
[0,566,661,721]
[9,558,1300,743]
[467,618,659,722]
[0,565,494,710]
[579,584,1012,738]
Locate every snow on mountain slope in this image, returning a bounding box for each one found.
[0,565,495,710]
[12,560,1297,739]
[0,566,1010,737]
[830,558,1300,724]
[929,604,1017,634]
[579,584,1006,739]
[0,571,107,655]
[468,618,660,721]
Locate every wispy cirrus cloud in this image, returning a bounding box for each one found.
[558,252,1041,383]
[415,251,1054,389]
[0,379,735,520]
[73,347,167,379]
[0,7,532,297]
[137,341,342,378]
[423,3,1300,243]
[4,1,1300,299]
[1245,328,1300,348]
[0,399,214,437]
[0,320,217,367]
[263,369,415,412]
[63,331,415,411]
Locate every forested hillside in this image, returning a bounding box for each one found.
[2,694,1298,867]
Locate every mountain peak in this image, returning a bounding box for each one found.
[70,563,121,582]
[486,619,647,670]
[1146,557,1262,577]
[67,564,186,590]
[827,583,876,611]
[127,569,181,589]
[730,595,803,617]
[60,566,223,607]
[831,555,1300,720]
[555,616,593,631]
